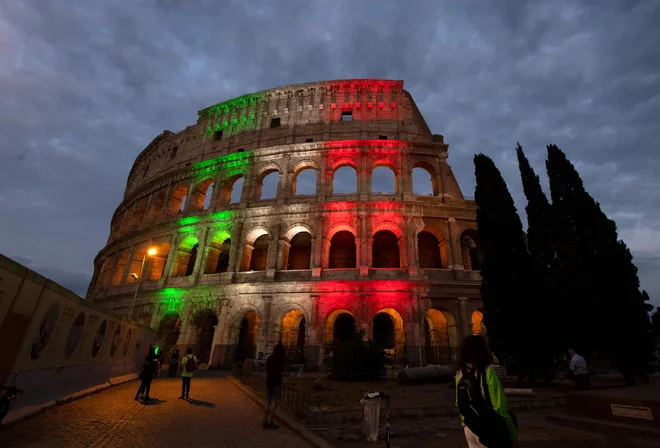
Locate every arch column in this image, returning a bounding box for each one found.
[266,222,281,278]
[312,216,323,276]
[162,234,178,282]
[176,304,197,350]
[395,169,404,200]
[192,227,209,283]
[227,222,244,273]
[447,218,463,269]
[277,240,291,270]
[359,213,368,275]
[457,297,470,341]
[260,296,274,355]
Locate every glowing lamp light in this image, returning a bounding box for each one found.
[367,102,373,108]
[355,102,361,109]
[147,248,157,256]
[390,102,397,109]
[378,102,384,109]
[331,103,337,109]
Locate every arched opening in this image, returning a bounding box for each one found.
[195,312,218,363]
[146,190,165,222]
[167,184,189,215]
[461,229,483,270]
[471,309,484,335]
[111,251,130,286]
[281,309,306,363]
[424,308,458,365]
[412,162,438,196]
[190,178,215,210]
[372,230,400,268]
[373,313,395,349]
[157,314,181,359]
[417,230,448,268]
[230,177,244,203]
[258,170,279,200]
[235,311,258,363]
[219,175,244,205]
[131,197,149,228]
[147,241,170,280]
[373,308,405,362]
[332,166,357,194]
[333,313,356,342]
[248,234,269,271]
[371,166,396,194]
[287,232,311,269]
[172,236,199,277]
[329,231,356,268]
[204,231,231,274]
[293,168,317,195]
[412,167,436,195]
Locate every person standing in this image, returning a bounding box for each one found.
[263,343,286,429]
[168,349,180,377]
[568,348,590,390]
[456,335,518,448]
[179,348,198,399]
[135,355,158,401]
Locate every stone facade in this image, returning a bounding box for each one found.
[87,79,484,368]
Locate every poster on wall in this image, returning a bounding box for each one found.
[109,325,121,358]
[64,313,85,359]
[91,320,107,358]
[123,328,133,358]
[30,302,60,361]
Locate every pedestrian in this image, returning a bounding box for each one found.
[263,342,286,429]
[456,335,518,448]
[168,349,180,377]
[568,348,590,390]
[179,348,198,399]
[135,354,158,401]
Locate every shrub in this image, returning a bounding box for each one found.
[323,330,388,381]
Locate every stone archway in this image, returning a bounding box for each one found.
[325,309,356,343]
[193,311,218,363]
[373,308,405,363]
[424,308,459,365]
[234,310,259,363]
[157,314,181,358]
[281,309,306,363]
[471,309,484,335]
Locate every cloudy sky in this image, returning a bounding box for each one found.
[1,0,658,306]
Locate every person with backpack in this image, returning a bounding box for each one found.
[179,347,198,399]
[168,349,180,377]
[456,335,518,448]
[135,354,158,401]
[263,342,286,429]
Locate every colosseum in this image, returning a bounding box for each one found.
[87,79,484,369]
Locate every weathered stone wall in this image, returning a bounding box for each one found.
[0,253,156,417]
[88,79,483,369]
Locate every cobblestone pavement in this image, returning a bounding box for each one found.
[0,371,311,448]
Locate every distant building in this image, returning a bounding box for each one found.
[87,79,483,368]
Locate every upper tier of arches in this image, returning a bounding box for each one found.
[109,141,467,242]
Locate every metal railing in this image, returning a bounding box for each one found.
[239,374,309,418]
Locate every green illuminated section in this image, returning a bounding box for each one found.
[203,92,265,118]
[157,288,186,315]
[177,216,200,226]
[178,225,197,234]
[209,210,233,221]
[191,151,252,179]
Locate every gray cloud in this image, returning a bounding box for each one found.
[1,0,658,306]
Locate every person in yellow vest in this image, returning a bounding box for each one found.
[179,348,198,399]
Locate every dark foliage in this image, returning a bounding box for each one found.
[473,154,535,368]
[323,329,388,382]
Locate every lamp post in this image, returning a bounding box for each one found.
[129,247,157,320]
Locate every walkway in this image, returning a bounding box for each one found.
[1,372,311,448]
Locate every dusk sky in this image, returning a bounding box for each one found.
[1,1,658,306]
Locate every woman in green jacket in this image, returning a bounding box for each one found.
[456,335,518,447]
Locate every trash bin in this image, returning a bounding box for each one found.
[360,397,381,442]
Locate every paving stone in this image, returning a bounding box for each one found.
[0,372,310,448]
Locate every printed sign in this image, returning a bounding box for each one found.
[611,404,653,420]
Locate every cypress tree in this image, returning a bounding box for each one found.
[516,144,562,375]
[546,144,651,382]
[474,154,534,369]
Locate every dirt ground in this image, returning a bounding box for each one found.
[309,408,659,448]
[282,374,590,411]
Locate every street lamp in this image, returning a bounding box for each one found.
[129,247,157,320]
